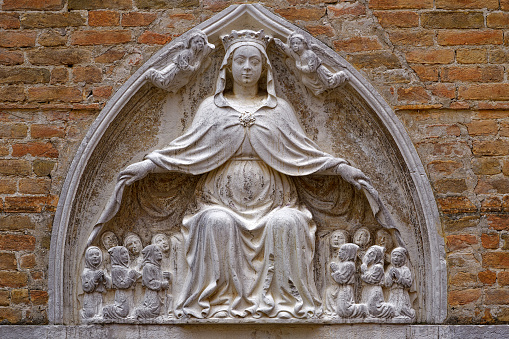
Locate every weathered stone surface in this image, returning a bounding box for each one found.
[0,68,50,84]
[21,12,85,28]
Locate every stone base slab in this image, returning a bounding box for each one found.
[1,325,509,338]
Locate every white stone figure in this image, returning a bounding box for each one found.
[90,29,398,320]
[146,30,215,92]
[101,231,119,250]
[385,247,415,319]
[329,243,367,318]
[152,233,172,315]
[135,244,171,319]
[353,227,372,261]
[274,32,348,96]
[81,246,107,319]
[360,245,394,319]
[124,233,143,272]
[375,229,394,264]
[102,246,140,319]
[330,229,349,258]
[324,229,349,315]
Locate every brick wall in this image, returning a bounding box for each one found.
[0,0,508,324]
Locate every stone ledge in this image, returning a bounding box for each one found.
[1,325,509,338]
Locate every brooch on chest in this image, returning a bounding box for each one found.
[239,111,256,127]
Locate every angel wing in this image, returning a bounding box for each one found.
[152,42,185,68]
[310,43,347,69]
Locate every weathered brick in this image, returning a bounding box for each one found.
[136,0,199,9]
[122,12,157,26]
[12,141,58,158]
[486,289,509,304]
[478,176,509,194]
[438,197,477,213]
[482,233,500,249]
[442,66,503,83]
[0,271,28,288]
[397,86,430,103]
[443,214,479,232]
[434,179,467,194]
[487,13,509,28]
[0,178,16,194]
[456,48,487,64]
[328,3,366,17]
[436,0,498,9]
[0,87,25,102]
[11,289,29,304]
[0,68,50,84]
[0,123,27,138]
[489,50,509,64]
[28,86,82,103]
[0,51,23,66]
[19,253,36,269]
[438,30,503,46]
[499,272,509,286]
[373,11,418,28]
[33,159,55,177]
[0,13,20,29]
[0,31,36,48]
[4,196,57,213]
[0,307,22,323]
[89,10,120,27]
[410,64,439,81]
[417,141,470,157]
[473,140,509,156]
[387,30,434,46]
[421,11,483,29]
[3,0,64,11]
[460,84,509,101]
[0,253,17,270]
[446,234,478,251]
[428,83,456,99]
[0,291,9,306]
[50,67,68,84]
[0,160,31,176]
[472,158,501,175]
[92,86,113,98]
[406,49,454,64]
[38,30,67,47]
[305,24,334,37]
[503,233,509,250]
[428,160,462,176]
[488,215,509,231]
[30,290,48,305]
[68,0,131,10]
[503,159,509,176]
[346,51,401,69]
[19,178,51,194]
[71,30,131,46]
[369,0,433,9]
[28,49,90,66]
[31,124,65,138]
[0,215,34,231]
[333,37,382,53]
[275,8,326,21]
[449,271,478,287]
[95,49,125,63]
[0,234,36,251]
[483,252,509,269]
[448,288,481,306]
[72,66,102,84]
[503,0,509,10]
[467,120,498,136]
[138,31,172,45]
[21,12,85,28]
[501,121,509,138]
[478,270,497,285]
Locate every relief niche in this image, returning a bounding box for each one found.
[48,4,446,325]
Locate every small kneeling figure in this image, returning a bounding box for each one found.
[385,247,415,319]
[81,246,107,319]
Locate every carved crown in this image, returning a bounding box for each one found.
[221,29,271,52]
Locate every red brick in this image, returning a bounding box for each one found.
[499,272,509,286]
[427,160,462,175]
[434,178,467,194]
[95,49,125,63]
[487,13,509,28]
[428,83,456,99]
[0,253,17,270]
[406,49,454,64]
[473,140,509,156]
[0,87,26,102]
[92,86,113,98]
[12,142,58,158]
[28,48,90,66]
[0,272,28,288]
[373,10,418,28]
[346,51,401,69]
[69,0,131,10]
[31,124,65,138]
[503,0,509,10]
[3,0,64,11]
[275,7,326,21]
[305,24,334,37]
[0,234,36,251]
[89,10,120,27]
[438,30,503,46]
[0,160,31,176]
[0,31,37,48]
[449,271,478,287]
[30,290,48,305]
[71,30,131,46]
[503,160,509,176]
[481,196,503,212]
[456,48,487,64]
[472,158,501,175]
[4,195,58,213]
[19,254,36,269]
[0,291,9,306]
[370,0,432,9]
[73,66,102,83]
[467,120,498,136]
[421,11,483,29]
[138,31,172,45]
[28,86,82,103]
[0,51,23,66]
[410,64,439,81]
[122,12,157,26]
[328,3,366,17]
[0,307,22,323]
[387,30,434,46]
[0,123,27,138]
[436,0,498,9]
[0,68,50,84]
[397,86,431,103]
[0,13,20,29]
[482,233,500,249]
[333,37,382,53]
[488,215,509,231]
[483,252,509,269]
[21,12,85,28]
[169,13,195,20]
[460,84,509,101]
[38,30,67,47]
[501,121,509,137]
[448,288,481,306]
[417,141,471,157]
[438,197,477,213]
[477,178,509,194]
[19,178,51,194]
[442,66,503,83]
[0,178,16,194]
[50,67,68,84]
[446,234,478,251]
[11,289,29,304]
[479,270,497,285]
[486,289,509,304]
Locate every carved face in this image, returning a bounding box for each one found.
[376,229,392,249]
[153,246,163,262]
[190,36,204,52]
[363,247,377,265]
[120,247,130,266]
[153,234,170,253]
[231,45,263,87]
[86,247,102,267]
[290,37,305,55]
[353,228,370,248]
[330,230,347,249]
[125,236,142,256]
[101,231,118,250]
[391,249,406,267]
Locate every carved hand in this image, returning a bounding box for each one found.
[336,163,370,190]
[330,262,339,273]
[119,160,156,186]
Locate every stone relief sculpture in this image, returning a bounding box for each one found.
[146,30,215,93]
[83,28,417,323]
[102,246,140,319]
[361,245,394,319]
[81,246,108,319]
[386,247,415,319]
[134,245,171,319]
[353,227,372,261]
[274,32,348,96]
[101,231,119,251]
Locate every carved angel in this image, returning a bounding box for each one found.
[146,30,215,92]
[274,32,348,96]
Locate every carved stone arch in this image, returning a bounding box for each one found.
[48,4,446,324]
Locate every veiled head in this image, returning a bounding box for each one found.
[85,246,102,269]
